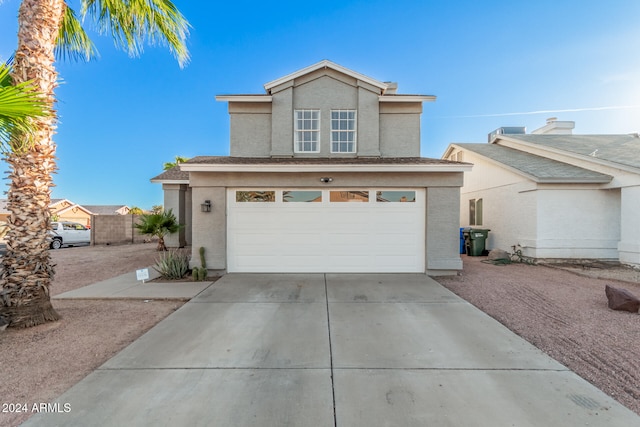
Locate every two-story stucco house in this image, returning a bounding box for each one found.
[152,60,470,274]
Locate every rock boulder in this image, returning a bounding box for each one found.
[605,285,640,313]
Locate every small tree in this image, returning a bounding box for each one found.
[134,209,182,251]
[128,206,144,215]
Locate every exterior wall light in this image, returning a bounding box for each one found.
[201,200,212,212]
[320,177,333,183]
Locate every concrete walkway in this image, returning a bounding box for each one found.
[27,273,640,426]
[53,267,213,300]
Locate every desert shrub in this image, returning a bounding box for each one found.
[153,249,190,279]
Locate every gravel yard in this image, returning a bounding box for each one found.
[0,243,184,427]
[436,255,640,416]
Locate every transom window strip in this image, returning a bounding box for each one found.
[294,109,320,152]
[331,110,356,153]
[234,190,418,203]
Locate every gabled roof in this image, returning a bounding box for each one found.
[264,60,389,93]
[453,143,612,183]
[499,134,640,171]
[216,60,436,102]
[55,204,94,216]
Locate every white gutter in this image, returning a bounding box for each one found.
[379,95,436,102]
[215,95,273,102]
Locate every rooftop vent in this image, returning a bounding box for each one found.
[531,117,574,135]
[488,126,526,142]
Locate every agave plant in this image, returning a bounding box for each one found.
[153,249,190,280]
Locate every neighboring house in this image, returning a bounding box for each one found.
[0,199,130,227]
[443,118,640,267]
[83,205,131,216]
[50,199,94,226]
[152,60,471,274]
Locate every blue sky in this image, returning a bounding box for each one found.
[1,0,639,209]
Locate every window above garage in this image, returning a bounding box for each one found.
[232,189,419,205]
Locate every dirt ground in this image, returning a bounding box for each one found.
[1,247,639,425]
[0,243,184,427]
[436,255,640,417]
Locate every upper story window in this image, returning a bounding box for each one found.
[294,110,320,153]
[331,110,356,153]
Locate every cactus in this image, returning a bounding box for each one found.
[191,247,207,281]
[199,246,206,269]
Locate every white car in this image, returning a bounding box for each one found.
[50,221,91,249]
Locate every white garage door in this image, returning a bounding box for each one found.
[227,189,425,273]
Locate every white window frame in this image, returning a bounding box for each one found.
[469,198,483,226]
[330,109,357,153]
[294,109,321,153]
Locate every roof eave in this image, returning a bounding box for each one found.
[215,95,273,103]
[179,163,472,173]
[379,95,436,103]
[535,177,613,184]
[150,178,189,184]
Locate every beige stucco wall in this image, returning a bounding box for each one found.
[163,184,191,248]
[189,170,464,274]
[228,102,272,157]
[426,186,463,273]
[190,186,226,270]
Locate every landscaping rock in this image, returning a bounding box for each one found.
[605,285,640,313]
[488,249,511,261]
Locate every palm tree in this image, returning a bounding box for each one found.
[134,209,182,251]
[0,0,189,328]
[0,59,50,150]
[163,155,189,170]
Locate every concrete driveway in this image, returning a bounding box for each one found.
[26,274,639,426]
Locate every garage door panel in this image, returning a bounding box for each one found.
[228,189,425,273]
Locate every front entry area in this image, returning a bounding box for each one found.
[227,188,426,272]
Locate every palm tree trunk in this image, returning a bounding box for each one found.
[0,0,65,328]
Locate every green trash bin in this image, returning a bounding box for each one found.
[463,228,490,256]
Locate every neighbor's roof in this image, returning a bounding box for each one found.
[453,143,613,183]
[178,156,471,173]
[501,134,640,171]
[83,205,129,215]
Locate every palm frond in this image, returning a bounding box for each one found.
[56,4,99,62]
[81,0,191,68]
[0,60,51,152]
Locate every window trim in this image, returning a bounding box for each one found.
[293,109,321,153]
[330,109,357,153]
[469,198,483,226]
